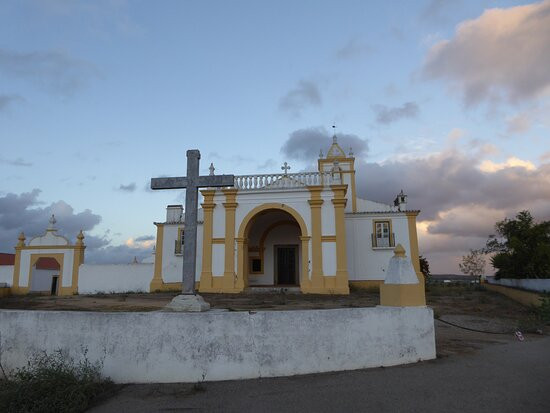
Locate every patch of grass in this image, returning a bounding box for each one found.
[0,349,113,413]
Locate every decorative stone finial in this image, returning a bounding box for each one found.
[394,244,406,257]
[281,162,291,175]
[332,124,337,143]
[47,214,57,231]
[17,232,26,247]
[209,162,215,176]
[133,256,138,264]
[349,147,354,157]
[319,149,324,158]
[76,230,85,246]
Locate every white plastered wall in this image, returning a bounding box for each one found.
[345,214,411,281]
[79,264,154,294]
[0,266,14,285]
[30,269,58,292]
[160,222,204,283]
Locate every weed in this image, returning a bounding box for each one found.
[0,349,113,413]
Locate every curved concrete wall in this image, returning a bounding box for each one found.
[487,277,550,293]
[0,307,435,383]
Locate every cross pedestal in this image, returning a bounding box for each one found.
[151,149,234,312]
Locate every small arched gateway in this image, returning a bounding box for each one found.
[11,215,85,296]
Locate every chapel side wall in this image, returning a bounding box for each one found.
[161,224,182,283]
[346,215,411,281]
[0,266,14,285]
[79,264,154,294]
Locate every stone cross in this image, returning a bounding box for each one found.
[281,162,291,175]
[151,150,234,295]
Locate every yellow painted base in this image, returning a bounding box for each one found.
[484,283,543,307]
[380,283,426,306]
[0,287,11,297]
[349,280,382,291]
[149,281,200,293]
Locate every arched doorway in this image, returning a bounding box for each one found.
[236,204,310,291]
[29,256,62,295]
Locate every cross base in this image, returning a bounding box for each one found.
[164,294,211,312]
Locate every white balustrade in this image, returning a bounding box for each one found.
[233,172,339,190]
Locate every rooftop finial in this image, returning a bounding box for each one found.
[47,214,57,231]
[332,124,337,143]
[319,148,324,158]
[209,162,215,176]
[349,147,354,157]
[281,162,291,175]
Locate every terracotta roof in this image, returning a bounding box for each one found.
[0,253,15,265]
[35,257,60,270]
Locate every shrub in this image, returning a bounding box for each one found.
[0,349,113,413]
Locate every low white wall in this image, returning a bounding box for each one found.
[0,307,435,383]
[78,264,153,294]
[0,266,13,286]
[487,277,550,293]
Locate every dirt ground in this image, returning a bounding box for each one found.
[0,284,546,356]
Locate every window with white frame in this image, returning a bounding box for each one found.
[374,220,391,248]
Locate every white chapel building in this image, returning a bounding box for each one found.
[4,135,422,296]
[151,135,421,295]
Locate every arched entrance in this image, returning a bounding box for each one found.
[29,255,63,295]
[236,204,310,291]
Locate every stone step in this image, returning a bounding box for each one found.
[245,286,301,294]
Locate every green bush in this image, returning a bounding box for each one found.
[537,295,550,325]
[0,349,113,413]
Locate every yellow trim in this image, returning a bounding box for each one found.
[11,245,23,294]
[331,185,350,294]
[349,280,382,291]
[321,235,336,242]
[150,223,164,291]
[236,203,310,293]
[212,238,225,244]
[406,212,422,280]
[484,283,543,307]
[199,189,216,292]
[307,186,324,290]
[220,189,238,291]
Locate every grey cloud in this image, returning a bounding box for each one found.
[280,127,368,162]
[336,38,372,60]
[0,94,24,111]
[135,235,154,242]
[372,102,419,124]
[278,80,321,118]
[118,183,136,192]
[0,157,32,167]
[0,49,100,96]
[0,189,104,252]
[85,244,153,264]
[355,152,550,222]
[422,1,550,105]
[420,0,460,23]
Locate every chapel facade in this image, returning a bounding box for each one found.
[150,136,422,295]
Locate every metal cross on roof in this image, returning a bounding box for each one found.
[151,150,234,295]
[281,162,291,175]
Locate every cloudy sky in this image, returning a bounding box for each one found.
[0,0,548,272]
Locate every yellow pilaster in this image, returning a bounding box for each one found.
[150,223,164,291]
[198,190,216,292]
[331,184,350,294]
[223,189,238,290]
[234,237,247,291]
[299,235,311,289]
[11,233,25,295]
[307,186,324,290]
[70,231,86,295]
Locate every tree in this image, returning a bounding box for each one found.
[484,211,550,279]
[419,255,430,279]
[459,249,486,284]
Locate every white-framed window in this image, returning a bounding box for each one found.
[372,220,394,248]
[175,228,184,254]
